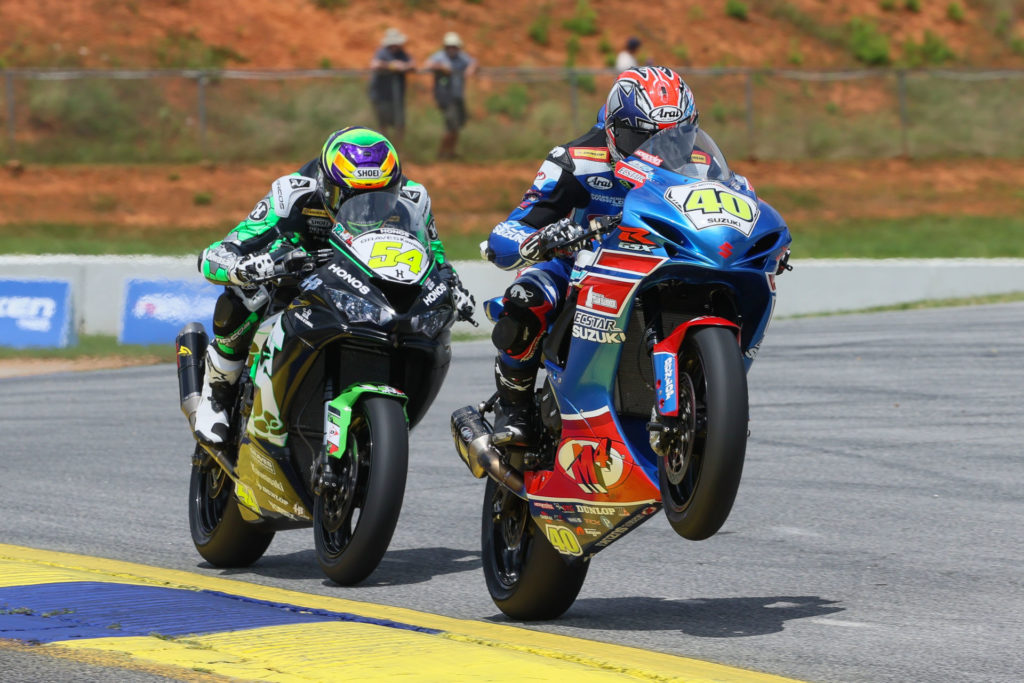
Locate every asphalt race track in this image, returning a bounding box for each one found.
[2,302,1023,682]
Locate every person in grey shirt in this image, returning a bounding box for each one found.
[425,31,477,160]
[369,28,415,144]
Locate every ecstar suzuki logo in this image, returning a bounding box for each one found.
[557,439,625,494]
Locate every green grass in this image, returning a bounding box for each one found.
[0,223,223,255]
[787,291,1024,318]
[5,215,1024,261]
[0,335,174,360]
[789,215,1024,258]
[441,215,1024,260]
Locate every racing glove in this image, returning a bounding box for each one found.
[230,247,312,286]
[517,218,587,264]
[451,275,478,326]
[229,252,275,286]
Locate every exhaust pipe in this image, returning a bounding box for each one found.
[176,323,209,430]
[451,405,526,497]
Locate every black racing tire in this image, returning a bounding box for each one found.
[660,325,748,541]
[188,449,275,567]
[481,477,589,620]
[313,396,408,586]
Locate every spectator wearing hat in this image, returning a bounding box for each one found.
[369,27,415,143]
[615,36,642,71]
[424,31,477,160]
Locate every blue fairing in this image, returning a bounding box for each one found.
[619,168,789,363]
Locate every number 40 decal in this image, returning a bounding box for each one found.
[683,187,754,221]
[545,524,583,556]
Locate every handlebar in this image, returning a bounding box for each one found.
[248,248,334,286]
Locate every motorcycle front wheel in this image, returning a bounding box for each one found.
[481,477,589,620]
[660,325,748,541]
[188,446,275,567]
[313,396,408,586]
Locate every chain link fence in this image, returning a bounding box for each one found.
[3,67,1023,164]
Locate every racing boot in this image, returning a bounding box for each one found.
[193,345,243,447]
[492,358,539,448]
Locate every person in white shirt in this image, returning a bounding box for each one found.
[615,36,641,71]
[425,32,478,160]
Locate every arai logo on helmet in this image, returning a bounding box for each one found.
[649,106,684,123]
[586,176,614,191]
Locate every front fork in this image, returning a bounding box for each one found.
[643,292,739,458]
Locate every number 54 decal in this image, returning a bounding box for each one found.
[368,240,424,274]
[349,231,430,283]
[665,181,760,236]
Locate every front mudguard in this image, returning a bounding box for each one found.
[324,383,409,460]
[652,316,740,418]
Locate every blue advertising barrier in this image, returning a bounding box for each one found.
[120,279,220,345]
[0,279,75,348]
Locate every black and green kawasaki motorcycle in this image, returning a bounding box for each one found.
[176,191,466,585]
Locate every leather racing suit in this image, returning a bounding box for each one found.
[484,126,625,436]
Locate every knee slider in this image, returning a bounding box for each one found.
[492,280,548,356]
[212,290,249,333]
[492,308,542,357]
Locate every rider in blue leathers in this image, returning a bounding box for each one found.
[483,66,700,444]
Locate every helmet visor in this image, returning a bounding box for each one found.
[611,121,658,158]
[321,179,345,214]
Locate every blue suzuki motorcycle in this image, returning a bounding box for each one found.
[452,124,792,620]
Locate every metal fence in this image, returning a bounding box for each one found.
[3,66,1023,164]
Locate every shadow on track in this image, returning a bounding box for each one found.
[490,595,843,637]
[205,546,481,586]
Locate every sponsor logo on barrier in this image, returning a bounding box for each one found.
[0,280,74,348]
[0,296,57,332]
[120,279,218,346]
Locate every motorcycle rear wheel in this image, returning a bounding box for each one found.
[313,396,408,586]
[188,447,275,567]
[481,477,589,620]
[660,325,748,541]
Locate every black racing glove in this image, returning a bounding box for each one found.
[518,218,587,264]
[451,275,477,326]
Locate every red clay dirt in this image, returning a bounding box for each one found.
[2,0,1024,377]
[2,157,1023,238]
[2,0,1022,70]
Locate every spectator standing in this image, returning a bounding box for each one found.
[369,28,415,144]
[615,36,642,71]
[425,31,477,160]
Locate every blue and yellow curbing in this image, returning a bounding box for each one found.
[0,544,801,682]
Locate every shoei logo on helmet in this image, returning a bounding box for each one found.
[355,168,383,179]
[650,106,683,123]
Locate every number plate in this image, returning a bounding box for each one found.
[349,230,429,283]
[664,181,760,236]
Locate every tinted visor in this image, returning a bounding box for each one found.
[611,120,658,157]
[322,181,344,213]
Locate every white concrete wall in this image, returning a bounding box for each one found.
[2,255,1024,336]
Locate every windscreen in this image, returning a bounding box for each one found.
[330,191,433,283]
[331,191,428,243]
[632,125,733,183]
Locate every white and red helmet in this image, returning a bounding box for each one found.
[604,66,699,161]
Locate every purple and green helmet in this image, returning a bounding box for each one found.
[318,127,401,212]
